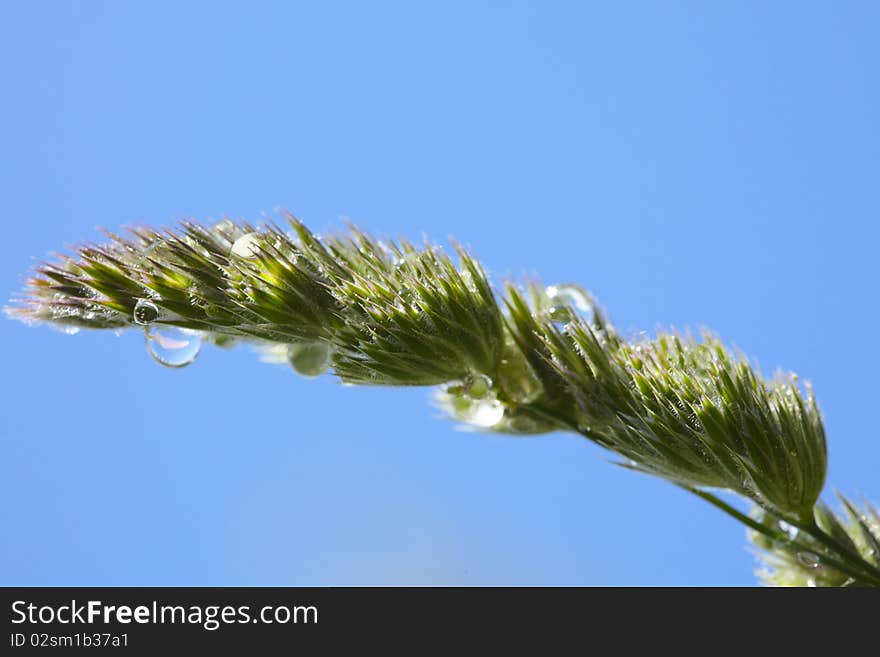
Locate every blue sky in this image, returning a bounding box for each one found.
[1,1,878,585]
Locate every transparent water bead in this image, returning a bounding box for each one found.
[212,218,237,235]
[796,552,821,569]
[442,382,505,428]
[133,299,161,325]
[145,326,202,368]
[451,393,505,428]
[465,397,505,427]
[465,373,492,399]
[287,341,333,378]
[546,284,594,323]
[230,232,263,259]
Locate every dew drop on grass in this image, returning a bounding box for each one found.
[287,341,333,377]
[213,218,236,234]
[231,233,262,259]
[133,299,161,325]
[547,307,572,326]
[461,374,504,426]
[546,284,594,324]
[449,388,504,427]
[465,373,492,399]
[467,397,505,427]
[146,326,202,368]
[796,552,820,569]
[441,380,506,428]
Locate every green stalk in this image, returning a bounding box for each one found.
[687,488,880,587]
[787,516,880,584]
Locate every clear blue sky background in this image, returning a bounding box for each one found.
[2,1,878,586]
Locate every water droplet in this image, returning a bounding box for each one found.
[60,325,80,335]
[438,384,506,428]
[133,299,160,325]
[465,373,492,399]
[146,326,202,368]
[467,397,505,427]
[445,383,464,396]
[213,218,236,233]
[546,284,594,323]
[796,552,820,569]
[287,341,333,377]
[548,306,573,325]
[231,233,262,259]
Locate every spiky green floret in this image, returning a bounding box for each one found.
[505,285,826,520]
[10,216,505,386]
[11,220,343,342]
[751,494,880,586]
[288,219,505,386]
